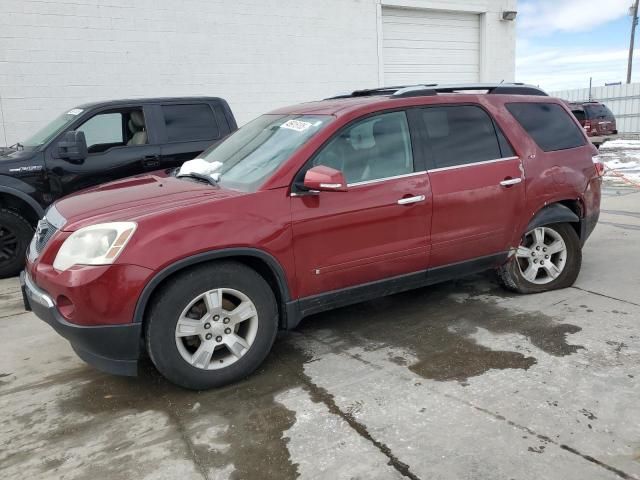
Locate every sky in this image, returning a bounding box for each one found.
[516,0,639,92]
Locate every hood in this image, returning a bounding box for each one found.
[0,146,16,156]
[0,149,41,175]
[55,173,245,231]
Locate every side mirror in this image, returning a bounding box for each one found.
[303,165,348,192]
[57,131,87,163]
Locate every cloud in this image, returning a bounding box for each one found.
[516,47,635,91]
[518,0,630,35]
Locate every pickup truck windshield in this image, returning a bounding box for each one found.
[188,114,333,191]
[22,109,83,148]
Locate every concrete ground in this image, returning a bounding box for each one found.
[1,189,639,480]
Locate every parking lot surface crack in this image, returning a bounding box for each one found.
[304,377,420,480]
[571,286,640,308]
[601,209,640,219]
[165,408,211,480]
[442,393,638,480]
[276,346,420,480]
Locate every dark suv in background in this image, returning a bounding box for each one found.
[0,97,236,277]
[568,101,617,148]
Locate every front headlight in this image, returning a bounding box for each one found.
[53,222,137,272]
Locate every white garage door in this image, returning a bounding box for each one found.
[381,7,480,86]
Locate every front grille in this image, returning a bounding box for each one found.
[33,218,58,255]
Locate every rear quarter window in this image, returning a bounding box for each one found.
[506,103,586,152]
[162,103,219,143]
[571,109,586,123]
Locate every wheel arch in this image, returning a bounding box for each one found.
[0,186,45,225]
[133,248,294,331]
[525,202,581,237]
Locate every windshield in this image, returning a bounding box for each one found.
[179,114,333,191]
[22,108,84,148]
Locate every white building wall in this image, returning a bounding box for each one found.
[0,0,516,146]
[550,83,640,135]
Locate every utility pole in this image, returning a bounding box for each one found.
[627,0,639,84]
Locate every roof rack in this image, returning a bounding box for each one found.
[327,83,548,99]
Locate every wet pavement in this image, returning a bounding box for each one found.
[1,190,639,480]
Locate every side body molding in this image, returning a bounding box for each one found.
[132,248,293,327]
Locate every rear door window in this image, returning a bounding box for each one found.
[162,104,219,143]
[418,105,503,169]
[506,103,585,152]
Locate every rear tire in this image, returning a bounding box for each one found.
[0,209,33,278]
[145,261,278,390]
[498,223,581,294]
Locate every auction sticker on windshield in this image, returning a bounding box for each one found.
[67,108,83,115]
[281,119,313,132]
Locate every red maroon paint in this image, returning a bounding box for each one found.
[23,88,601,379]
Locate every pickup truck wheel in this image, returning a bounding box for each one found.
[145,261,278,390]
[498,223,581,294]
[0,209,33,278]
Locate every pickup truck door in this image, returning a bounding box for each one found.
[45,104,161,198]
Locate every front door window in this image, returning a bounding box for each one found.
[312,111,414,184]
[76,109,147,154]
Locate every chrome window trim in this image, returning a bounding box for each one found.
[347,170,427,187]
[427,156,520,173]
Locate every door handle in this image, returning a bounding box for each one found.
[500,177,522,187]
[142,155,160,168]
[397,195,426,205]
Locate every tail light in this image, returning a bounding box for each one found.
[593,158,605,177]
[583,120,595,136]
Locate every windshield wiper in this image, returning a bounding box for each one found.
[8,142,24,151]
[177,172,218,186]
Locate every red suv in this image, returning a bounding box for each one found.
[568,101,617,148]
[22,83,602,389]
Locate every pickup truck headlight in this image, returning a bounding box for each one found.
[53,222,137,272]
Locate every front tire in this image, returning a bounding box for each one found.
[0,209,33,278]
[498,223,582,294]
[145,261,278,390]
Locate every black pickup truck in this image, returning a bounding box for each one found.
[0,97,237,277]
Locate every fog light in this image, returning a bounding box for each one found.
[57,295,75,319]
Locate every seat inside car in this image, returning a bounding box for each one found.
[368,116,410,180]
[127,111,147,145]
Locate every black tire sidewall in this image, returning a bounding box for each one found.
[145,262,278,390]
[507,223,582,294]
[0,209,33,278]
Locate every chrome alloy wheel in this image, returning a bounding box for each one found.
[174,288,259,370]
[516,227,568,285]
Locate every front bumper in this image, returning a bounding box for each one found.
[21,271,141,376]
